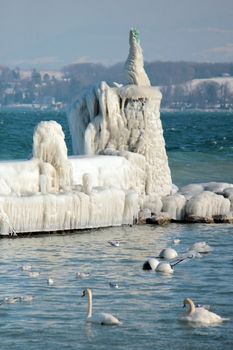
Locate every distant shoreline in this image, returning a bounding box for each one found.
[161,108,233,113]
[0,105,232,114]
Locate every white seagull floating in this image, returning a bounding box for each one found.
[189,241,213,254]
[108,240,120,247]
[1,297,20,304]
[173,239,181,245]
[82,288,121,325]
[21,264,32,271]
[109,282,119,289]
[20,295,34,302]
[28,271,40,278]
[76,272,90,278]
[181,298,228,325]
[47,278,54,285]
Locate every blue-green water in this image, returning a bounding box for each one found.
[0,109,233,350]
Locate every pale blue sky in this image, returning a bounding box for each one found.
[0,0,233,69]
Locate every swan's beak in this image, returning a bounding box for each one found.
[81,290,86,297]
[183,303,186,308]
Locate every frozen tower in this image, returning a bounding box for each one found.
[68,29,172,196]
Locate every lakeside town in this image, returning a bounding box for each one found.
[1,61,233,111]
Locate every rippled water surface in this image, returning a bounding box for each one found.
[0,224,233,350]
[0,110,233,349]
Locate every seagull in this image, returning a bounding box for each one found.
[108,240,120,247]
[21,264,32,271]
[173,239,181,245]
[47,278,54,285]
[28,271,40,278]
[109,282,119,289]
[20,295,34,302]
[76,272,90,278]
[1,297,20,304]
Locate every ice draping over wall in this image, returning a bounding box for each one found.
[0,126,139,235]
[33,121,73,192]
[68,82,172,196]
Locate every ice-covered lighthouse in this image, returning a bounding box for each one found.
[0,29,172,236]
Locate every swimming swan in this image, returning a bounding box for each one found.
[82,288,121,325]
[181,298,226,324]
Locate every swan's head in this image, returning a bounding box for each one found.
[183,298,193,308]
[183,298,196,315]
[82,288,92,297]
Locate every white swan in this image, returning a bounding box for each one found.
[143,258,160,271]
[158,248,178,260]
[181,298,226,324]
[189,242,213,254]
[82,288,121,325]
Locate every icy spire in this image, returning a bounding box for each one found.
[125,28,151,86]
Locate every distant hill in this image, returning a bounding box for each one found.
[62,61,233,87]
[1,61,233,109]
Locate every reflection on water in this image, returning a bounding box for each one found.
[0,224,232,350]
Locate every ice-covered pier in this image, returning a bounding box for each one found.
[0,29,232,236]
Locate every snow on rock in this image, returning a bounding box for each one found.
[162,194,187,220]
[185,191,231,218]
[142,194,163,215]
[179,184,204,200]
[203,182,233,194]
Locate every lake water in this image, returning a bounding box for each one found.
[0,109,233,349]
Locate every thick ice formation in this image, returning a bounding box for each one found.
[1,29,233,236]
[33,121,73,192]
[68,29,172,197]
[0,123,139,235]
[68,83,172,197]
[160,182,233,222]
[125,28,151,86]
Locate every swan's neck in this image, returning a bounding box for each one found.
[87,289,92,318]
[187,299,196,315]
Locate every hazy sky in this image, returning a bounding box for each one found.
[0,0,233,69]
